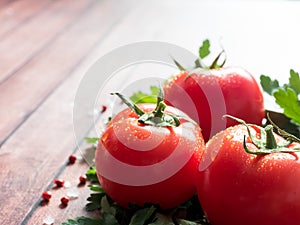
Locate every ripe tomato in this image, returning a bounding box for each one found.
[197,118,300,225]
[164,67,265,142]
[95,93,205,209]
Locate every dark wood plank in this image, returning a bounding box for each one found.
[24,144,97,225]
[0,0,136,224]
[0,0,52,38]
[0,64,88,225]
[0,0,15,8]
[19,1,176,223]
[0,0,96,145]
[0,0,93,84]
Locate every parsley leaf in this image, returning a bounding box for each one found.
[61,216,104,225]
[176,219,201,225]
[260,74,279,95]
[86,193,105,211]
[86,166,99,183]
[85,137,99,145]
[260,70,300,126]
[101,196,116,216]
[289,69,300,94]
[88,184,103,192]
[199,39,210,59]
[130,86,158,104]
[149,213,174,225]
[101,212,120,225]
[273,87,300,125]
[61,214,119,225]
[129,206,157,225]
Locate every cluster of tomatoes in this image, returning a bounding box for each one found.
[94,45,300,225]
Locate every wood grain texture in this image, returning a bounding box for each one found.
[24,144,98,225]
[0,0,94,144]
[0,0,93,84]
[0,0,135,224]
[0,0,15,9]
[0,0,133,146]
[0,0,52,39]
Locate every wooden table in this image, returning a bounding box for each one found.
[1,0,300,224]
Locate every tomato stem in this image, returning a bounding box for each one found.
[112,86,181,127]
[173,40,227,72]
[267,113,300,144]
[224,114,300,155]
[112,93,144,116]
[265,125,278,149]
[209,50,226,69]
[154,102,167,118]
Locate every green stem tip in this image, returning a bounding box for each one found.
[224,114,300,155]
[111,86,180,127]
[265,125,278,149]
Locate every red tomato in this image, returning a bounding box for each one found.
[164,67,265,142]
[95,103,205,209]
[197,123,300,225]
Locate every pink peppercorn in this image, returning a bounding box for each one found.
[54,179,65,187]
[60,197,69,206]
[42,191,52,201]
[79,175,87,184]
[68,155,77,164]
[101,105,107,113]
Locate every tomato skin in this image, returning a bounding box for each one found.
[95,104,205,209]
[197,124,300,225]
[163,67,265,142]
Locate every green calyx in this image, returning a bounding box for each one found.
[173,39,227,72]
[224,115,300,155]
[112,86,180,127]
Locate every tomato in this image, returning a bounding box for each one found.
[196,117,300,225]
[164,67,265,142]
[95,92,205,209]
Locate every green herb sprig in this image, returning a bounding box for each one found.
[61,165,209,225]
[260,69,300,126]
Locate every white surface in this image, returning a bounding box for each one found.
[96,0,300,83]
